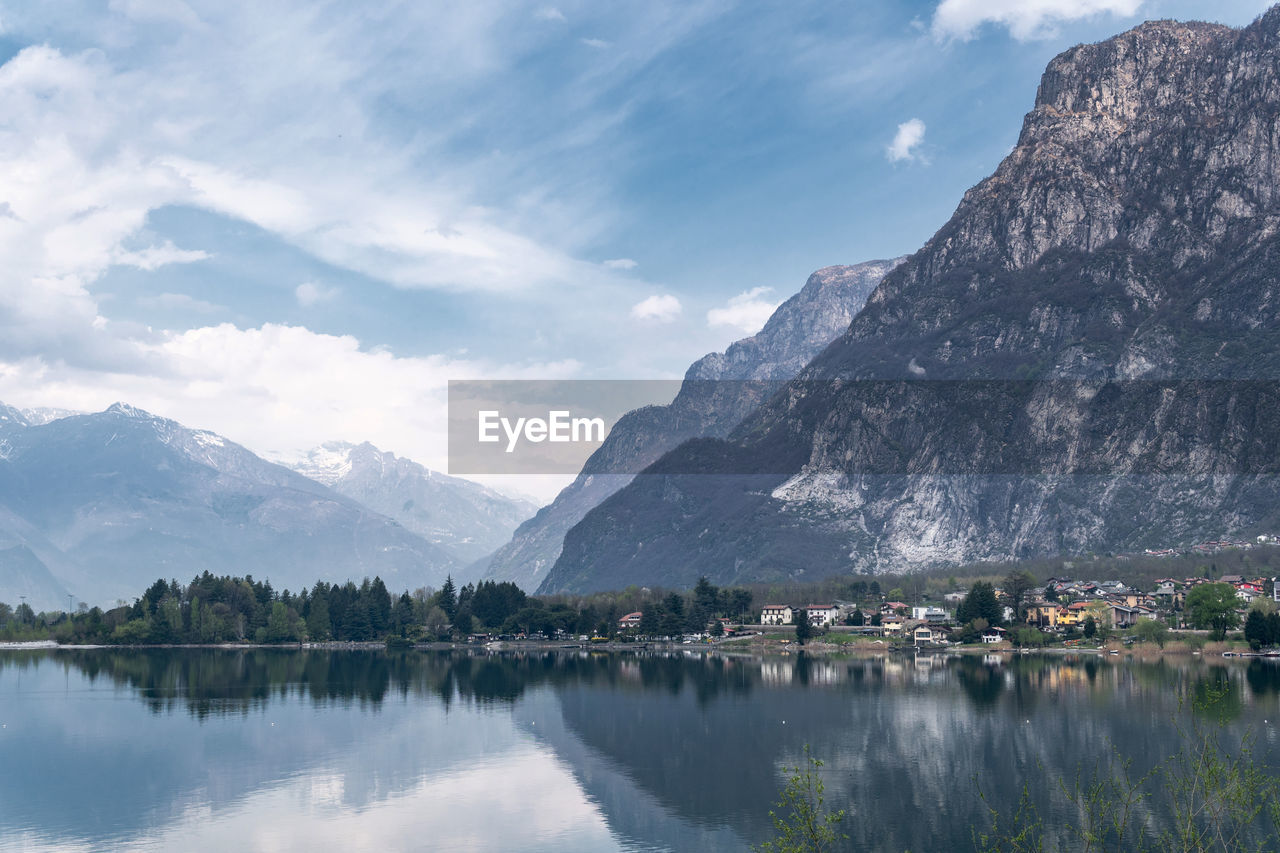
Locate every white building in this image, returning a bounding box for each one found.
[805,605,839,627]
[760,605,793,625]
[911,606,948,623]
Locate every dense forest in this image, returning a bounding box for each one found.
[0,572,756,645]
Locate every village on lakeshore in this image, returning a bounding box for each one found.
[609,536,1280,654]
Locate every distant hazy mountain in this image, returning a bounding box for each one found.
[545,10,1280,593]
[19,407,84,426]
[286,441,537,564]
[0,403,460,609]
[477,259,903,592]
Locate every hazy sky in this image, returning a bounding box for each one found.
[0,0,1272,499]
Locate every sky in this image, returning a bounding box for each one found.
[0,0,1273,502]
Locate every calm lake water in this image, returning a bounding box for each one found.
[1,649,1279,852]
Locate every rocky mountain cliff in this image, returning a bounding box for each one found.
[477,259,902,591]
[544,8,1280,593]
[287,441,536,564]
[0,404,461,609]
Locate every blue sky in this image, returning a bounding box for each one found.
[0,0,1272,499]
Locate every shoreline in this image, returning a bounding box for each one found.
[4,637,1278,662]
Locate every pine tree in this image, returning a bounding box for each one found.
[794,610,813,645]
[438,576,458,621]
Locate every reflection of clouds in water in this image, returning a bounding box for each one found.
[61,747,620,853]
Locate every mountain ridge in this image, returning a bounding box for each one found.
[476,259,903,591]
[542,7,1280,593]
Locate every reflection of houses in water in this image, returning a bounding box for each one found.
[618,660,642,683]
[757,657,849,688]
[802,660,846,687]
[760,659,794,686]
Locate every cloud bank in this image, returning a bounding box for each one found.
[932,0,1144,41]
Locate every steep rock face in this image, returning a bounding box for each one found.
[288,441,536,564]
[0,404,460,607]
[472,259,902,591]
[544,9,1280,593]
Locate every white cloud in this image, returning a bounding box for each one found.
[136,292,223,314]
[603,257,637,270]
[0,2,739,498]
[295,281,339,307]
[114,240,211,271]
[931,0,1144,41]
[534,7,567,22]
[886,118,927,163]
[581,38,611,49]
[0,322,581,485]
[706,287,780,334]
[630,293,682,323]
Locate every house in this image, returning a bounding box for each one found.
[618,611,643,630]
[910,606,948,623]
[1220,574,1244,585]
[982,626,1007,644]
[1026,604,1064,629]
[1153,580,1184,608]
[1109,604,1156,629]
[943,591,966,604]
[1274,578,1279,604]
[883,601,908,615]
[760,605,793,626]
[881,615,905,635]
[806,605,839,627]
[913,625,937,646]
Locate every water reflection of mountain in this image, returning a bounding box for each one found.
[2,650,1278,852]
[539,653,1280,852]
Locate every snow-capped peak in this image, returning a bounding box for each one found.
[288,441,357,485]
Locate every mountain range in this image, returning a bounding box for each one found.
[0,405,532,610]
[541,9,1280,593]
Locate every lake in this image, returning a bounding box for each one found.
[1,648,1279,852]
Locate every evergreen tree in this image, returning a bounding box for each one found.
[369,576,392,635]
[794,610,813,645]
[957,582,1003,626]
[439,576,458,621]
[639,605,661,637]
[1245,609,1269,650]
[307,593,331,641]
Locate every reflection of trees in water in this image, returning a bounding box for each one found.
[1245,659,1280,697]
[955,657,1004,707]
[5,648,768,718]
[7,649,1266,725]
